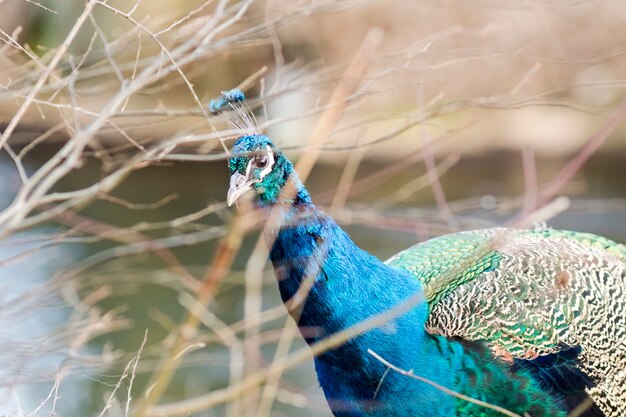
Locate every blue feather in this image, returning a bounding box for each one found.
[209,89,245,114]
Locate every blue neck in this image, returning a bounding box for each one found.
[267,199,462,415]
[269,205,424,338]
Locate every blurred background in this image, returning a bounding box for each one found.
[0,0,625,416]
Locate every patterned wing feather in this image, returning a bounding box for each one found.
[387,227,626,417]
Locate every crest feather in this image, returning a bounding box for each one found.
[209,89,259,138]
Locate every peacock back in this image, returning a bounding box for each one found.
[387,227,626,416]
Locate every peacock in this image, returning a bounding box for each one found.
[216,90,626,417]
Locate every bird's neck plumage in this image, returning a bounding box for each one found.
[266,183,426,339]
[266,183,465,414]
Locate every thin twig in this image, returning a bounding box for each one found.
[367,350,523,417]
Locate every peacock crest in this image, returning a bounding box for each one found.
[209,89,259,139]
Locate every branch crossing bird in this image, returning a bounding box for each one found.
[217,90,626,417]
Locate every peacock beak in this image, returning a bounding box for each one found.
[227,172,254,206]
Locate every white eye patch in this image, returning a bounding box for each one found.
[245,145,275,181]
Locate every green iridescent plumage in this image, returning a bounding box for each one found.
[388,227,626,416]
[387,232,502,307]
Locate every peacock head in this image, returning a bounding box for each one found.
[227,135,308,207]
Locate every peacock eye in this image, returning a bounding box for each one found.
[254,155,268,169]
